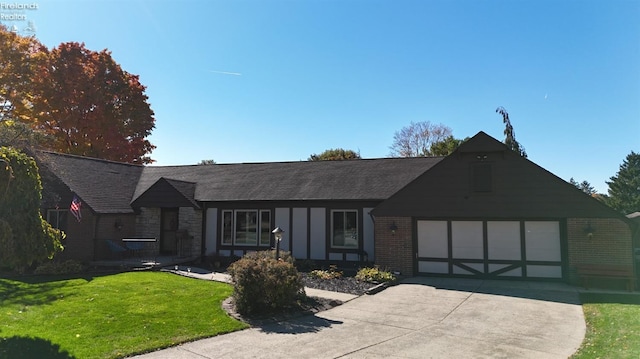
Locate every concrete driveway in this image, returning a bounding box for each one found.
[131,277,585,358]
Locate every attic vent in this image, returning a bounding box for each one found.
[471,163,492,192]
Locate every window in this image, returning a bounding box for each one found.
[46,209,68,232]
[221,209,271,246]
[331,210,358,248]
[259,210,271,246]
[472,163,492,192]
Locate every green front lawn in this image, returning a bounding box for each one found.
[572,293,640,359]
[0,271,248,358]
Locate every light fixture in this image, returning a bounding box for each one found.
[272,227,285,259]
[390,222,398,235]
[114,219,123,231]
[584,222,595,239]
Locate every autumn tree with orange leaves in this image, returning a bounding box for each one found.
[0,26,156,163]
[0,27,48,121]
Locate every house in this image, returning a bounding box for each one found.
[36,131,638,285]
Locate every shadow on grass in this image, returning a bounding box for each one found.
[0,336,75,359]
[580,292,640,305]
[0,272,117,307]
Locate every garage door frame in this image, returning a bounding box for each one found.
[414,218,568,281]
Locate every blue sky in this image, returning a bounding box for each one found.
[3,0,639,193]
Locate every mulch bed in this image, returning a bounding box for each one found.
[223,274,379,325]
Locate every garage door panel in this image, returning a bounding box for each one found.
[453,262,483,275]
[451,221,483,259]
[487,221,521,260]
[419,261,448,274]
[527,265,562,278]
[488,264,522,277]
[525,221,561,261]
[418,221,448,258]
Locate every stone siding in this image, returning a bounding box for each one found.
[135,207,161,254]
[178,207,203,256]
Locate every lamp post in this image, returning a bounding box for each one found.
[271,227,284,260]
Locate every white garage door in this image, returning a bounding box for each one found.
[417,220,563,279]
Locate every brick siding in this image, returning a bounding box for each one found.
[567,217,634,284]
[56,212,96,262]
[374,217,414,275]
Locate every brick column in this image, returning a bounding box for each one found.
[374,217,414,276]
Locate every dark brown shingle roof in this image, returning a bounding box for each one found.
[133,157,443,203]
[36,151,144,214]
[38,150,443,212]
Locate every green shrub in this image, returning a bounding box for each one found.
[355,266,396,283]
[228,253,304,315]
[310,265,343,280]
[295,259,316,272]
[34,259,85,275]
[242,249,295,264]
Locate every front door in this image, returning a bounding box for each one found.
[161,208,179,255]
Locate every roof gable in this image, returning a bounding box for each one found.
[457,131,510,153]
[372,132,625,219]
[36,151,143,214]
[131,177,199,209]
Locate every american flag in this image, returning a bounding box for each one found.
[70,195,82,222]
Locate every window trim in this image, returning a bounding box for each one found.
[220,209,271,247]
[330,209,359,249]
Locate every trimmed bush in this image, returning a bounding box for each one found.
[242,249,295,264]
[228,252,304,315]
[355,266,396,283]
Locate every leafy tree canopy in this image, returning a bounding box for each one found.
[197,159,216,165]
[496,107,527,158]
[0,147,64,272]
[0,26,156,164]
[0,26,48,122]
[308,148,361,161]
[389,121,452,157]
[0,119,52,149]
[429,135,469,156]
[569,177,597,196]
[605,151,640,214]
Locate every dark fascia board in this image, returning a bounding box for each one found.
[203,199,382,209]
